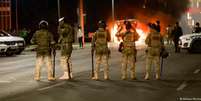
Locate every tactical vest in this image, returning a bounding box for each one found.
[147,31,162,56]
[95,30,108,55]
[59,23,74,56]
[122,31,137,56]
[149,31,161,48]
[35,30,51,56]
[60,24,74,43]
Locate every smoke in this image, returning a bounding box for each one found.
[111,0,190,33]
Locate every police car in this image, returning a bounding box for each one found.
[0,31,25,56]
[179,33,201,53]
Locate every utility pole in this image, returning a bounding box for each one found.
[57,0,61,20]
[79,0,85,48]
[16,0,19,35]
[112,0,115,22]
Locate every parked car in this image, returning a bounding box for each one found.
[179,33,201,53]
[0,31,25,56]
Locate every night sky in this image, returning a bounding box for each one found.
[11,0,190,33]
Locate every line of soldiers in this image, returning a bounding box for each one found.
[31,17,74,81]
[31,18,166,81]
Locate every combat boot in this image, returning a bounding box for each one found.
[92,72,99,80]
[48,77,56,81]
[104,69,109,80]
[144,73,149,80]
[34,77,40,81]
[155,73,160,80]
[34,72,40,81]
[104,75,109,80]
[70,73,73,79]
[131,72,136,80]
[59,72,69,80]
[121,73,127,80]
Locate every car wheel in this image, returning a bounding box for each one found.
[191,40,201,53]
[5,51,14,56]
[15,49,23,55]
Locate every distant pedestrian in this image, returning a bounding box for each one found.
[192,22,201,33]
[91,20,111,80]
[58,17,74,80]
[166,25,173,45]
[172,22,183,53]
[31,20,55,81]
[145,23,164,80]
[77,25,83,48]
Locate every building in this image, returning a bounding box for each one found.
[0,0,11,31]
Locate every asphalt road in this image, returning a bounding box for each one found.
[0,45,201,101]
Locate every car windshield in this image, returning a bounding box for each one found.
[0,31,9,37]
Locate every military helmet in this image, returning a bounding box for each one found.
[39,20,48,29]
[196,22,200,26]
[98,20,106,28]
[125,21,132,30]
[59,17,64,22]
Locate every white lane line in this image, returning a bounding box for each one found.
[0,81,12,83]
[37,82,65,91]
[177,81,187,91]
[193,69,201,74]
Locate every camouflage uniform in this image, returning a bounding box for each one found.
[31,27,55,81]
[116,30,140,80]
[145,27,163,80]
[58,22,74,80]
[92,28,111,80]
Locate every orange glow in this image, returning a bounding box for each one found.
[108,19,148,46]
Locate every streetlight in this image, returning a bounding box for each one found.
[112,0,115,22]
[57,0,61,20]
[16,0,19,35]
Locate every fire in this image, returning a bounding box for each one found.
[109,20,148,46]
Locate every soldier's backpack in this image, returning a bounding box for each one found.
[95,30,108,54]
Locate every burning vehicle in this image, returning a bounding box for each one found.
[109,19,149,46]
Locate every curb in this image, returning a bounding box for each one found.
[24,43,92,52]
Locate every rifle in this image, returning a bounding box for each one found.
[160,57,163,77]
[52,46,56,78]
[67,57,71,79]
[91,47,94,78]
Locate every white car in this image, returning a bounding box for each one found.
[0,31,25,56]
[179,33,201,53]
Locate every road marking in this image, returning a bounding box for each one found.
[193,69,201,74]
[0,81,12,83]
[37,82,65,91]
[177,81,187,91]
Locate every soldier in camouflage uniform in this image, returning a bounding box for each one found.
[91,20,111,80]
[58,17,74,80]
[116,21,140,80]
[31,20,55,81]
[145,23,164,80]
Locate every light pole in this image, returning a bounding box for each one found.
[79,0,85,48]
[112,0,115,22]
[57,0,61,20]
[16,0,19,35]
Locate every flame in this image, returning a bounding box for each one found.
[109,20,148,46]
